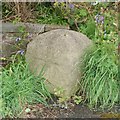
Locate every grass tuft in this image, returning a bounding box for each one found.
[1,59,51,118]
[80,41,119,109]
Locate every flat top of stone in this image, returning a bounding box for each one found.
[35,29,90,40]
[31,29,92,51]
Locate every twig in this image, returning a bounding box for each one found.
[2,15,18,22]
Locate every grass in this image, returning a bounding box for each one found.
[1,56,52,118]
[80,41,119,109]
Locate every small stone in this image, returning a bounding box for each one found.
[25,108,31,113]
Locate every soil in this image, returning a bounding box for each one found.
[21,101,120,119]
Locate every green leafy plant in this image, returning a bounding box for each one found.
[13,17,21,24]
[54,87,69,107]
[73,95,82,105]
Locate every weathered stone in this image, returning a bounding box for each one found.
[25,29,93,98]
[1,22,69,33]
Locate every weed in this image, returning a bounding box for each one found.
[73,95,82,105]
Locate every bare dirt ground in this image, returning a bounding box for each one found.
[21,101,120,119]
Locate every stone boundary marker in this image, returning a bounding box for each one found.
[1,22,70,33]
[25,29,93,97]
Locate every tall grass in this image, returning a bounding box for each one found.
[1,59,51,118]
[81,41,119,109]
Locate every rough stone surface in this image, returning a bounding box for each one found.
[25,29,93,98]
